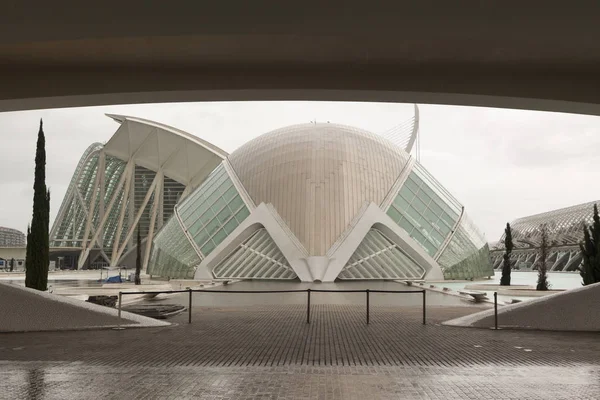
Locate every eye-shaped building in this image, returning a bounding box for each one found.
[51,114,493,281]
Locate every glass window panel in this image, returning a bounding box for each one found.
[222,185,238,202]
[418,219,433,234]
[223,217,239,234]
[423,207,438,224]
[393,195,410,211]
[188,221,203,236]
[212,228,227,246]
[201,240,216,255]
[217,206,233,224]
[428,200,443,217]
[405,206,423,225]
[422,239,437,255]
[229,195,244,212]
[440,211,457,228]
[398,216,415,234]
[235,206,250,223]
[386,206,402,223]
[218,179,232,195]
[417,189,432,206]
[436,221,451,236]
[206,189,221,207]
[194,229,210,247]
[403,177,420,194]
[204,218,220,236]
[417,182,436,201]
[199,208,215,226]
[430,229,445,246]
[211,197,227,214]
[411,196,427,213]
[411,230,427,246]
[409,172,424,188]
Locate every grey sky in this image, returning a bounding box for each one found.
[1,101,598,242]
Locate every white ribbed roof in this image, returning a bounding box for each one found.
[228,123,410,256]
[104,114,227,189]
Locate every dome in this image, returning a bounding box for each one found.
[228,123,410,255]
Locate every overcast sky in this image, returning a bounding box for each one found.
[1,101,599,242]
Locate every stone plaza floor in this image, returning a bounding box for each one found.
[1,302,599,399]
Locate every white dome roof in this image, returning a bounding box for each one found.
[228,123,410,255]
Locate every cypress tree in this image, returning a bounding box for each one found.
[500,222,513,286]
[536,224,550,290]
[135,227,142,285]
[578,204,600,285]
[25,120,50,291]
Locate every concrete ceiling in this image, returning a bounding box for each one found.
[2,1,600,114]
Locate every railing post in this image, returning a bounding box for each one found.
[422,289,426,325]
[366,289,370,324]
[118,291,122,328]
[494,292,498,330]
[188,288,193,324]
[306,289,311,324]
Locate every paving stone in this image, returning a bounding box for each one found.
[1,304,599,399]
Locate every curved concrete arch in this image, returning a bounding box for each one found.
[3,1,600,114]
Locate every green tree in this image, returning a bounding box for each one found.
[500,222,513,286]
[135,227,142,285]
[25,120,50,291]
[536,224,550,290]
[578,204,600,285]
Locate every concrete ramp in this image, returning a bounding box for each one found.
[0,282,169,332]
[444,281,600,332]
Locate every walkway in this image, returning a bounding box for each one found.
[1,304,599,399]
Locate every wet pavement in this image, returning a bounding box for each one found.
[1,302,599,399]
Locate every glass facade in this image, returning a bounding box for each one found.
[436,214,493,279]
[148,163,252,278]
[386,162,492,280]
[386,162,461,257]
[177,164,250,257]
[147,216,200,279]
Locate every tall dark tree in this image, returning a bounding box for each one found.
[25,225,31,274]
[536,224,550,290]
[135,227,142,285]
[500,222,514,286]
[579,204,600,285]
[25,120,50,291]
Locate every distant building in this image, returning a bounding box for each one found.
[490,201,598,272]
[0,227,26,270]
[51,114,493,281]
[0,227,25,247]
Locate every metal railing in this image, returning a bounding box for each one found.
[494,292,498,330]
[117,288,427,328]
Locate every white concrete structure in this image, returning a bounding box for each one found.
[53,113,491,281]
[147,118,492,282]
[0,281,168,332]
[444,282,600,332]
[50,115,227,270]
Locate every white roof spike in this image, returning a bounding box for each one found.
[380,104,420,154]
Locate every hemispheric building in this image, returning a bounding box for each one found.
[51,114,493,281]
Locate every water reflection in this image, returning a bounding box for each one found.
[27,368,45,400]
